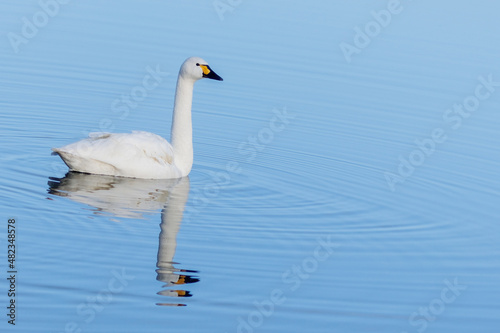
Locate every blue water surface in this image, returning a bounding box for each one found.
[1,1,499,332]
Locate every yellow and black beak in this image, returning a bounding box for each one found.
[198,64,223,81]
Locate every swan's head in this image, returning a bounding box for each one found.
[180,57,223,82]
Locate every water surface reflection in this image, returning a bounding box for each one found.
[48,172,199,306]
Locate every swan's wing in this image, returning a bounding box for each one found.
[53,131,175,172]
[128,131,174,165]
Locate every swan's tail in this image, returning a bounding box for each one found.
[52,148,117,175]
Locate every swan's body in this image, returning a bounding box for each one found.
[52,57,222,179]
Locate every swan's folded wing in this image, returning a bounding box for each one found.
[54,131,174,168]
[129,131,174,165]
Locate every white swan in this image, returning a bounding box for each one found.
[52,57,223,179]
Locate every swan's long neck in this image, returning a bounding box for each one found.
[170,75,195,176]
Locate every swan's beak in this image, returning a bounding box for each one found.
[200,64,223,81]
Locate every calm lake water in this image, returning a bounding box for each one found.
[1,1,499,332]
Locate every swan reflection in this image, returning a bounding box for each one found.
[48,172,198,306]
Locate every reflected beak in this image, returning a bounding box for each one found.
[200,64,223,81]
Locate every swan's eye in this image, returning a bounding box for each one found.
[196,63,200,66]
